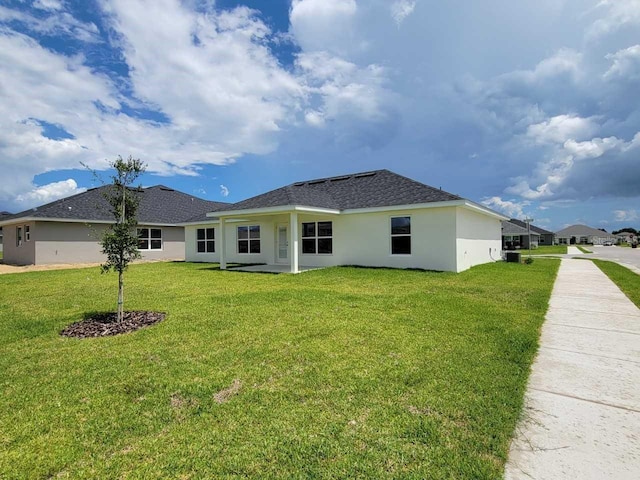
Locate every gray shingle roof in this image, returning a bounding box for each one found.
[555,224,614,237]
[501,220,540,236]
[2,185,230,225]
[508,218,553,235]
[220,170,462,212]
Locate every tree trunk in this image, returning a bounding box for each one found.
[117,269,124,322]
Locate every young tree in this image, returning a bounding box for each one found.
[100,156,146,322]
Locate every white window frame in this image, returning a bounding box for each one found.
[390,216,411,255]
[24,225,31,242]
[137,227,163,251]
[237,225,261,254]
[301,221,333,255]
[16,226,23,247]
[196,227,215,254]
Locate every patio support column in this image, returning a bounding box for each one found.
[219,217,226,270]
[290,211,299,274]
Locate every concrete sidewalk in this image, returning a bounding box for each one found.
[505,259,640,479]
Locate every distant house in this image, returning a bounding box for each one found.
[615,231,636,244]
[0,211,11,254]
[555,224,617,245]
[501,220,540,250]
[507,219,554,245]
[181,170,507,273]
[0,186,229,265]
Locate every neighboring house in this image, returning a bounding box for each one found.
[0,186,229,265]
[508,218,554,245]
[501,220,540,250]
[181,170,507,273]
[0,211,11,254]
[615,231,636,244]
[555,224,617,245]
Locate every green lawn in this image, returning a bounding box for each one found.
[593,260,640,308]
[577,246,592,253]
[524,245,567,255]
[0,261,559,479]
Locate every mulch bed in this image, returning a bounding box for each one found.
[60,311,165,338]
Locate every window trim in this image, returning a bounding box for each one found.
[301,221,333,255]
[24,225,31,242]
[16,226,23,247]
[390,216,412,256]
[237,225,261,255]
[137,227,163,251]
[196,227,215,254]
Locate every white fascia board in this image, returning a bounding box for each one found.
[206,205,341,219]
[342,200,466,215]
[342,200,509,220]
[460,201,510,220]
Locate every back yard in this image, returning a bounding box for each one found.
[0,260,559,479]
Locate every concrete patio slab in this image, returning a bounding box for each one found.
[505,258,640,479]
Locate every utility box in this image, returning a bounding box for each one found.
[506,252,521,263]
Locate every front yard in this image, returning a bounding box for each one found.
[0,260,559,479]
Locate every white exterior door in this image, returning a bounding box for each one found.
[277,225,288,263]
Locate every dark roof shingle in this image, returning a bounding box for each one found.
[221,170,461,212]
[2,185,230,225]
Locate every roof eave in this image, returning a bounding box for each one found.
[207,205,341,218]
[0,217,181,227]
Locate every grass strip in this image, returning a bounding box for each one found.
[593,260,640,308]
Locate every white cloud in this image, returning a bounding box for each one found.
[588,0,640,38]
[220,184,230,197]
[604,44,640,79]
[289,0,361,55]
[527,114,598,145]
[390,0,416,27]
[481,196,530,219]
[613,209,638,221]
[15,179,86,209]
[33,0,65,11]
[0,5,100,42]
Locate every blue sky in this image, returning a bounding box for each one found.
[1,0,639,231]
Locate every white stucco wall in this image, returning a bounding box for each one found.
[455,207,502,273]
[186,205,498,272]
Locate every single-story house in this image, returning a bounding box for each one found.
[555,224,617,245]
[501,220,540,250]
[507,219,554,245]
[615,231,636,244]
[0,186,229,265]
[181,169,507,273]
[0,211,11,253]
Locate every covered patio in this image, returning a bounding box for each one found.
[227,264,324,274]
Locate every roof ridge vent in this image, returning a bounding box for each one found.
[159,186,175,191]
[330,175,350,182]
[354,172,376,178]
[308,179,326,185]
[293,182,306,186]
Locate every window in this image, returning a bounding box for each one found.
[16,226,22,247]
[197,228,215,253]
[238,225,260,254]
[138,228,162,250]
[25,225,31,242]
[391,216,411,255]
[302,221,333,254]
